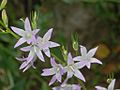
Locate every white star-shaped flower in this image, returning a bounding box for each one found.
[73,45,102,69]
[36,28,60,57]
[95,79,116,90]
[64,53,85,82]
[11,17,39,48]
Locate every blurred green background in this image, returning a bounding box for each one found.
[0,0,120,90]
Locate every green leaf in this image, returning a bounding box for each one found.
[41,82,50,90]
[0,0,7,10]
[11,79,26,90]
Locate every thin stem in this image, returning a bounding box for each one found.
[0,20,19,39]
[78,79,87,90]
[6,27,19,39]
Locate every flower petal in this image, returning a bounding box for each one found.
[43,48,51,57]
[49,75,56,86]
[108,79,116,90]
[43,28,53,41]
[73,56,83,61]
[67,70,73,79]
[11,26,25,36]
[87,46,98,58]
[19,61,28,70]
[34,47,44,62]
[74,70,86,82]
[74,61,86,69]
[27,50,35,63]
[95,86,107,90]
[25,17,31,31]
[67,53,74,65]
[49,41,60,48]
[56,73,62,82]
[86,62,91,69]
[91,58,102,65]
[20,46,32,52]
[72,84,81,90]
[80,45,87,56]
[50,58,57,67]
[62,78,69,85]
[41,68,55,76]
[32,29,40,35]
[14,38,26,48]
[16,57,27,61]
[22,64,31,72]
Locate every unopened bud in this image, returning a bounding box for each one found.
[31,11,37,29]
[2,9,8,27]
[107,78,113,84]
[0,0,7,10]
[62,46,68,61]
[73,41,78,51]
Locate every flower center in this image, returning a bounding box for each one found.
[26,33,32,39]
[68,65,75,73]
[56,67,60,73]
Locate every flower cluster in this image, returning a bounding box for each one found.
[11,17,119,90]
[11,17,60,72]
[41,46,102,89]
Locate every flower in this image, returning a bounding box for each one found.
[64,53,85,82]
[41,58,64,85]
[20,28,60,62]
[52,84,81,90]
[16,56,36,72]
[11,17,39,48]
[16,28,60,72]
[95,79,116,90]
[36,28,60,57]
[73,45,102,69]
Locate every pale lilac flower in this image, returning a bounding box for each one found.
[52,84,81,90]
[64,53,85,82]
[16,40,44,72]
[36,28,60,57]
[41,58,64,85]
[95,79,116,90]
[73,45,102,69]
[17,28,60,71]
[11,17,39,48]
[16,56,36,72]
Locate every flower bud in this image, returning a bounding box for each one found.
[0,0,7,10]
[107,78,113,84]
[73,41,78,51]
[72,34,79,51]
[2,9,8,27]
[31,11,37,29]
[62,46,68,61]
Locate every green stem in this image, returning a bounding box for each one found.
[6,27,19,39]
[78,79,87,90]
[0,20,19,39]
